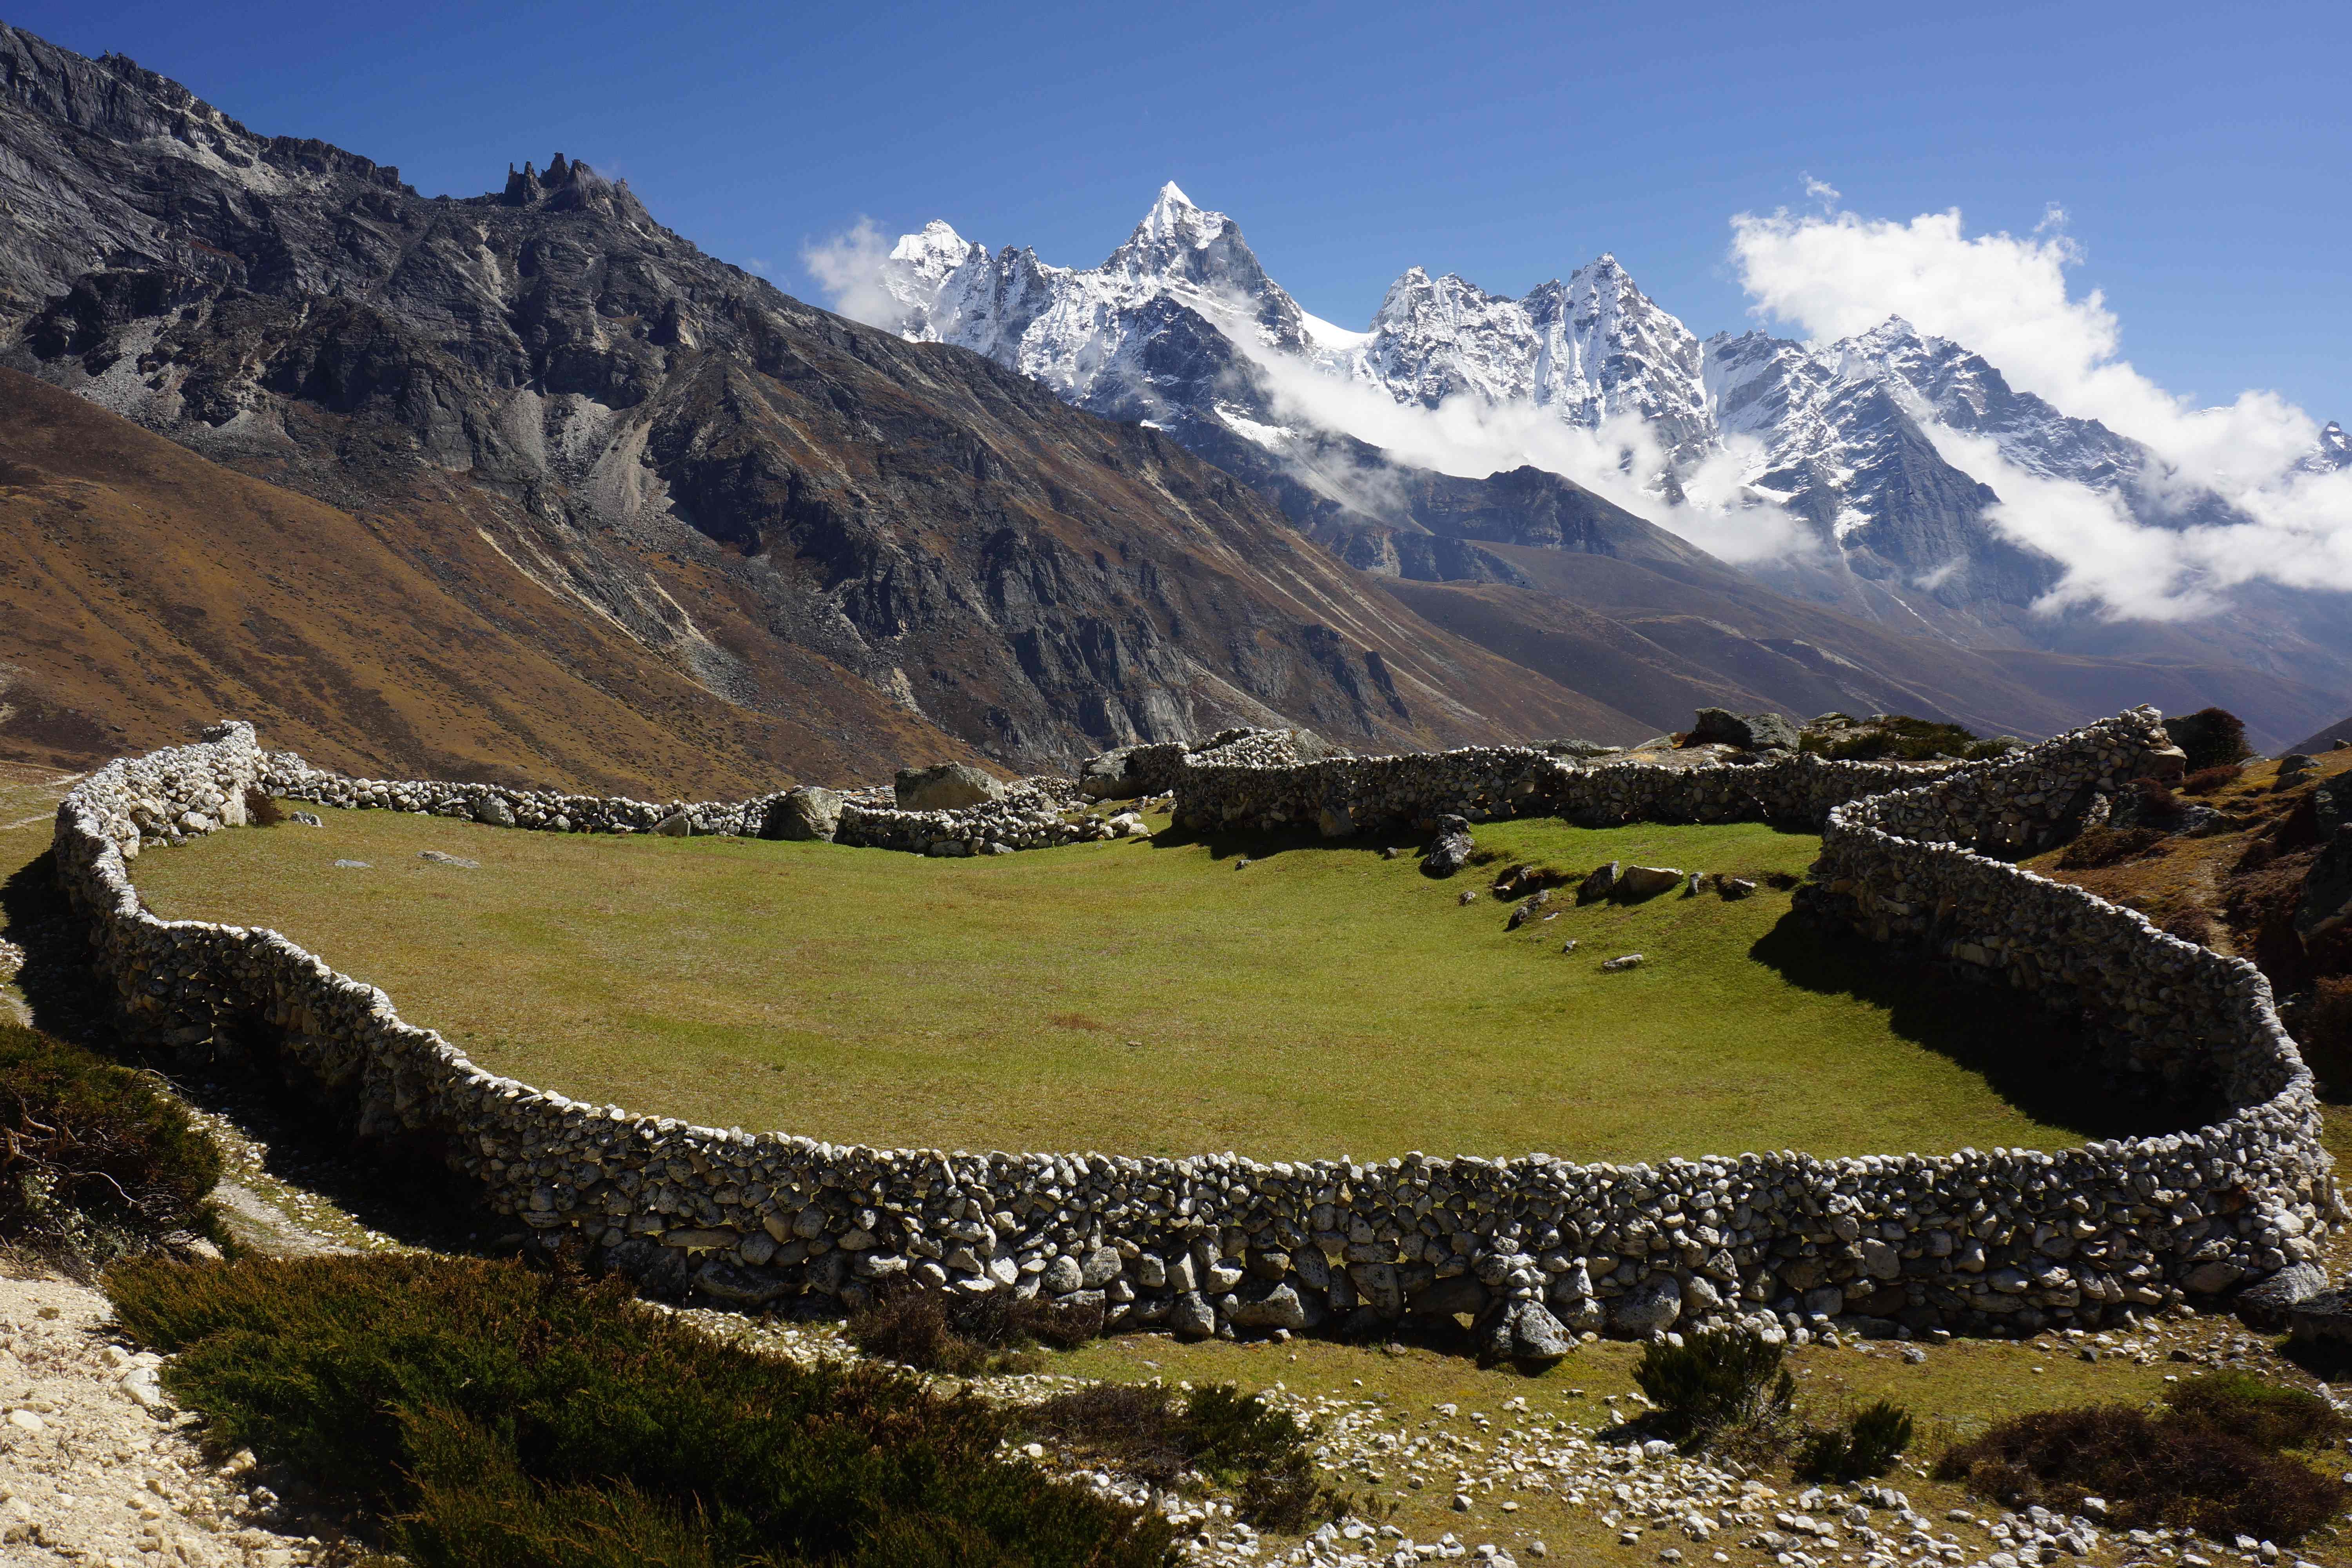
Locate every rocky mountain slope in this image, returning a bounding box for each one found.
[882,191,2350,669]
[0,24,1661,780]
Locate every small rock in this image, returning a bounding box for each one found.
[287,810,323,827]
[1600,953,1645,972]
[1717,877,1757,900]
[1560,938,1578,954]
[1615,865,1684,898]
[332,859,370,869]
[418,850,479,868]
[1457,888,1478,905]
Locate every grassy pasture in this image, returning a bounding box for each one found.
[126,809,2105,1163]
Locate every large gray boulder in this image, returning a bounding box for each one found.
[764,786,845,842]
[1509,1300,1577,1362]
[1688,708,1800,753]
[2237,1261,2329,1330]
[1077,746,1143,800]
[1610,1273,1683,1337]
[472,795,516,828]
[894,762,1005,811]
[1615,865,1685,899]
[1422,814,1475,877]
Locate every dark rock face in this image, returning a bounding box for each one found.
[0,24,1612,773]
[1688,707,1799,752]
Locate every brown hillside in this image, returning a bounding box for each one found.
[0,369,964,792]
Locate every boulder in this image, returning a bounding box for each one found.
[764,786,844,842]
[2294,824,2352,941]
[1688,708,1800,753]
[472,796,516,828]
[694,1259,791,1307]
[1224,1281,1318,1331]
[1318,800,1357,838]
[1509,1300,1577,1362]
[1577,861,1619,903]
[1422,814,1475,877]
[894,762,1005,811]
[1610,1273,1682,1336]
[1169,1290,1218,1339]
[1107,811,1147,838]
[2315,773,2352,840]
[1717,877,1757,900]
[2285,1287,2352,1348]
[1539,738,1620,760]
[2236,1261,2329,1330]
[1077,746,1143,800]
[652,812,694,837]
[1042,1254,1085,1295]
[1079,1245,1124,1289]
[1615,865,1684,898]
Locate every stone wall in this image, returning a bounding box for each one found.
[258,756,1128,858]
[47,711,2333,1352]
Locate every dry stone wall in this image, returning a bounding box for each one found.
[259,757,1128,857]
[48,711,2333,1352]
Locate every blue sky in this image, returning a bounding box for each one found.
[17,0,2347,418]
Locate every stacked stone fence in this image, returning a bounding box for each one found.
[43,711,2334,1355]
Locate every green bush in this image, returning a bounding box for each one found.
[845,1281,1100,1375]
[1797,1400,1915,1482]
[0,1021,220,1262]
[2166,708,2252,774]
[1934,1391,2341,1544]
[1021,1381,1345,1532]
[1800,716,2001,763]
[2165,1369,2347,1452]
[1632,1327,1795,1447]
[107,1254,1173,1568]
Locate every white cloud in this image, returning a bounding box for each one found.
[1216,312,1804,564]
[1729,200,2349,617]
[800,219,904,329]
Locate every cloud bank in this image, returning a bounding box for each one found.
[800,219,904,330]
[1731,201,2351,617]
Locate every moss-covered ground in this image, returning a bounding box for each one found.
[126,808,2111,1162]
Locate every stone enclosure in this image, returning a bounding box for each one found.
[46,709,2333,1356]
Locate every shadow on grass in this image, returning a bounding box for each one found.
[1748,910,2210,1142]
[1,847,499,1255]
[1142,815,1822,867]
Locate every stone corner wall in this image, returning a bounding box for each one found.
[43,708,2335,1351]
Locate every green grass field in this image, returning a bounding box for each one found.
[125,809,2103,1163]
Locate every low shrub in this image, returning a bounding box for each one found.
[0,1021,220,1265]
[2057,826,2167,870]
[1632,1327,1795,1448]
[1797,1400,1914,1482]
[2291,975,2352,1096]
[2128,775,2183,818]
[2160,907,2217,947]
[1023,1381,1348,1531]
[2167,708,2252,774]
[846,1281,1100,1375]
[2179,764,2244,796]
[2167,1368,2348,1451]
[108,1254,1172,1568]
[1934,1388,2342,1544]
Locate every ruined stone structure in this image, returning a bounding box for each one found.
[48,711,2330,1354]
